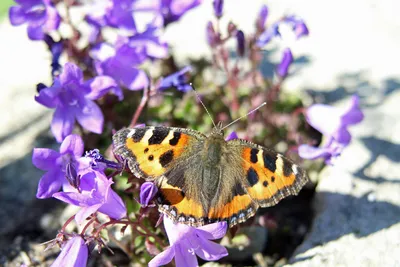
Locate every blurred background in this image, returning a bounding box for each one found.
[0,0,399,266]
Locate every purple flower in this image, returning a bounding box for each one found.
[9,0,60,40]
[299,95,364,164]
[53,170,127,224]
[284,15,309,39]
[35,63,120,142]
[276,48,293,78]
[92,40,149,92]
[157,0,203,26]
[225,131,238,141]
[51,236,88,267]
[32,134,85,199]
[105,0,137,31]
[140,182,158,207]
[256,22,280,47]
[213,0,223,18]
[256,5,268,32]
[236,30,245,57]
[148,216,228,267]
[158,66,193,92]
[128,26,169,59]
[206,21,218,47]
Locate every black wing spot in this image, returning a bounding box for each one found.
[283,160,293,177]
[132,128,146,142]
[144,148,149,153]
[148,127,170,145]
[247,167,259,187]
[160,150,174,167]
[263,151,277,172]
[263,181,268,187]
[169,132,181,146]
[148,155,154,161]
[233,183,246,196]
[250,148,259,163]
[271,176,275,182]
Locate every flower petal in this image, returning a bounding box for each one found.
[197,221,227,240]
[174,241,199,267]
[298,144,333,160]
[36,170,64,199]
[84,76,122,101]
[32,148,60,170]
[53,191,98,207]
[75,99,104,134]
[276,48,293,77]
[139,182,158,207]
[60,63,84,85]
[75,204,103,224]
[306,104,341,137]
[44,4,61,31]
[148,246,175,267]
[341,95,364,126]
[60,134,84,157]
[50,236,88,267]
[35,84,59,108]
[51,106,75,143]
[191,235,228,261]
[9,6,26,26]
[98,188,127,219]
[225,131,238,141]
[27,24,44,40]
[125,69,149,91]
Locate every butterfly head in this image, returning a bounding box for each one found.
[210,121,224,136]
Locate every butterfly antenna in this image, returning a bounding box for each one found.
[191,83,217,128]
[221,102,267,131]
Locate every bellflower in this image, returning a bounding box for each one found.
[139,182,158,207]
[32,134,85,199]
[53,170,127,224]
[128,26,169,59]
[256,22,280,47]
[92,40,149,91]
[9,0,60,40]
[138,0,203,26]
[51,236,88,267]
[35,63,119,142]
[276,48,293,78]
[206,21,218,47]
[225,131,238,141]
[256,5,268,32]
[213,0,223,18]
[236,30,245,57]
[148,217,228,267]
[105,0,137,31]
[284,15,309,39]
[299,95,364,164]
[158,66,193,92]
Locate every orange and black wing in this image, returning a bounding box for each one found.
[113,126,209,225]
[113,126,205,179]
[228,139,309,208]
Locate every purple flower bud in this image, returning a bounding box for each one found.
[213,0,224,18]
[51,236,88,267]
[256,5,268,32]
[236,30,245,57]
[225,131,238,141]
[256,22,280,47]
[206,21,218,47]
[158,66,193,92]
[140,182,158,207]
[44,35,63,78]
[276,48,293,78]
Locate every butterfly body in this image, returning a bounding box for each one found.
[113,126,308,227]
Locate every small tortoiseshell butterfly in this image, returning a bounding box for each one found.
[112,122,309,228]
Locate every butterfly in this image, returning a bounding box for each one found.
[112,123,309,228]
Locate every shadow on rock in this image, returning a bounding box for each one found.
[292,191,400,262]
[355,136,400,184]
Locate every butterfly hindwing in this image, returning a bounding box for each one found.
[113,126,205,179]
[228,139,309,207]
